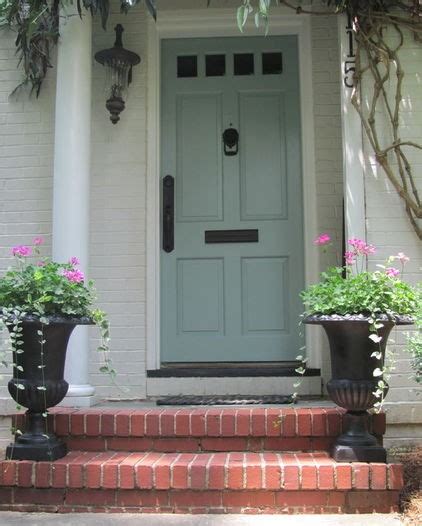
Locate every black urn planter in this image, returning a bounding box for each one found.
[5,315,92,461]
[304,314,412,463]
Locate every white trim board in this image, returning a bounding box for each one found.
[337,14,366,245]
[146,8,321,372]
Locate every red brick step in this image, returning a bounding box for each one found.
[0,451,402,514]
[19,407,385,453]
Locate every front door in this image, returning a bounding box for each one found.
[161,36,304,363]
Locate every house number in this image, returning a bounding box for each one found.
[344,13,356,89]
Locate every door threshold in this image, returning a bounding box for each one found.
[147,365,320,378]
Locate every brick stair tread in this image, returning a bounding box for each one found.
[0,451,402,491]
[30,407,385,439]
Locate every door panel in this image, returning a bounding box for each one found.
[176,94,223,221]
[239,91,288,220]
[161,36,304,363]
[177,258,225,335]
[241,257,289,334]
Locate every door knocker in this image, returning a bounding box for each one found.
[222,126,239,156]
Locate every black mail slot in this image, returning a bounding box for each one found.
[205,229,259,244]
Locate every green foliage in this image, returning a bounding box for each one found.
[301,266,420,317]
[0,261,94,317]
[406,302,422,383]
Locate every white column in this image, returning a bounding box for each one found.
[52,6,95,406]
[338,13,367,244]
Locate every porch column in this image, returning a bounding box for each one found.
[52,5,95,406]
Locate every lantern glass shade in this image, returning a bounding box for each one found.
[105,58,130,99]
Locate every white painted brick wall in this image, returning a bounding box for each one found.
[89,2,147,399]
[361,28,422,405]
[0,25,56,401]
[311,13,344,384]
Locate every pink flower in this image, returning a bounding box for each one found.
[362,244,376,255]
[314,233,331,246]
[385,267,400,278]
[62,269,85,283]
[33,237,44,246]
[348,238,376,256]
[12,245,31,257]
[69,256,80,266]
[348,238,365,251]
[36,261,46,267]
[395,252,410,264]
[344,251,356,265]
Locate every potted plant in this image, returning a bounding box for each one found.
[302,235,420,462]
[0,238,113,461]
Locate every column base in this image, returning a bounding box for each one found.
[60,383,97,407]
[331,444,387,463]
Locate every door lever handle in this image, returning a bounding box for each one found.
[162,175,174,253]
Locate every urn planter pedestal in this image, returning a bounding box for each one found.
[5,315,92,461]
[304,314,412,463]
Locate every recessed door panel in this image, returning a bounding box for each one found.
[177,258,225,334]
[241,257,289,333]
[176,94,223,222]
[239,92,287,220]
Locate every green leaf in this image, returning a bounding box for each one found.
[237,5,246,32]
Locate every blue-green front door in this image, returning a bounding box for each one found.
[161,36,304,363]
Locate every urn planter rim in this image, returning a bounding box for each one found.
[0,312,94,326]
[303,313,414,325]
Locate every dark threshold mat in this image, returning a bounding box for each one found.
[156,394,294,406]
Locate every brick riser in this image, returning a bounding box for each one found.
[2,407,400,514]
[12,407,386,453]
[0,451,402,514]
[65,435,336,453]
[0,488,401,514]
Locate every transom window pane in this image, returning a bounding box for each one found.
[206,54,226,77]
[177,56,198,78]
[234,53,254,76]
[262,52,283,75]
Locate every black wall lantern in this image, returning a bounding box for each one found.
[95,24,141,124]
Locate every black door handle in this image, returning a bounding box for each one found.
[162,175,174,253]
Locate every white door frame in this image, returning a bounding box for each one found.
[146,7,320,370]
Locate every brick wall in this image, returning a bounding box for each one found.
[88,3,148,399]
[0,27,56,400]
[362,28,422,406]
[310,12,344,383]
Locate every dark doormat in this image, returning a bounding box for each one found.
[156,394,294,406]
